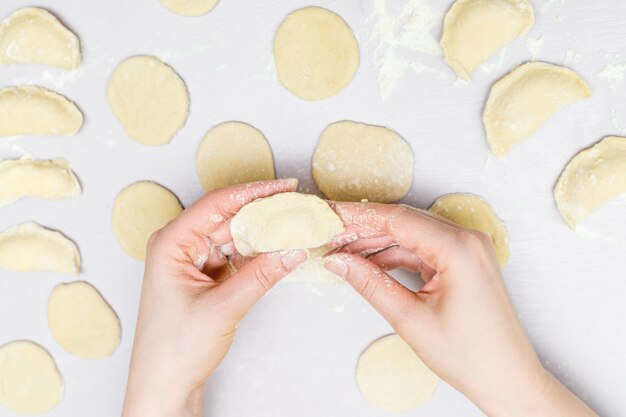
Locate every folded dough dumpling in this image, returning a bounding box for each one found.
[555,136,626,228]
[0,85,83,137]
[0,7,81,70]
[483,62,591,157]
[441,0,534,80]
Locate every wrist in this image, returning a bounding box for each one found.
[122,376,194,417]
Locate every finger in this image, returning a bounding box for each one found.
[367,246,439,283]
[339,235,397,256]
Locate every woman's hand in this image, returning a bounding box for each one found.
[122,179,307,417]
[324,202,597,417]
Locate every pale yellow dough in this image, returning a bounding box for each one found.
[273,7,359,100]
[0,85,83,137]
[312,121,414,203]
[196,122,275,192]
[49,281,121,359]
[0,7,81,70]
[160,0,219,16]
[0,157,80,207]
[441,0,534,80]
[430,193,509,267]
[112,181,183,260]
[356,334,439,412]
[107,55,189,146]
[555,136,626,228]
[0,222,80,275]
[484,62,592,156]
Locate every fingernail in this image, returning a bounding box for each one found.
[283,178,298,188]
[280,250,308,269]
[324,256,348,278]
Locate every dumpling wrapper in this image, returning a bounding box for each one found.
[160,0,219,16]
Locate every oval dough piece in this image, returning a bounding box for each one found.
[483,62,592,157]
[273,7,359,100]
[160,0,219,16]
[196,122,275,192]
[230,192,344,256]
[356,334,439,413]
[0,222,80,275]
[555,136,626,228]
[441,0,534,80]
[0,85,83,137]
[0,341,63,415]
[0,157,81,207]
[49,281,121,359]
[107,55,189,146]
[112,181,183,260]
[429,193,509,267]
[0,7,81,70]
[312,121,414,203]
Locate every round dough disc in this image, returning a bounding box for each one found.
[356,334,439,413]
[160,0,219,16]
[273,7,359,100]
[48,281,121,359]
[0,341,63,415]
[196,122,275,192]
[107,55,189,146]
[112,181,183,260]
[312,121,414,202]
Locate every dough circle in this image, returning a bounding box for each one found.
[160,0,219,16]
[273,7,359,100]
[312,121,414,203]
[107,55,189,146]
[112,181,183,260]
[48,281,121,359]
[196,122,275,192]
[0,341,64,415]
[356,334,439,412]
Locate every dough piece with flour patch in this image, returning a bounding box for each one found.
[196,122,275,192]
[441,0,534,79]
[112,181,183,260]
[356,334,439,412]
[555,136,626,228]
[0,341,63,415]
[160,0,219,16]
[0,7,81,70]
[273,7,359,100]
[312,121,414,203]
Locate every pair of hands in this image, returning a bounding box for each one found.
[122,179,597,417]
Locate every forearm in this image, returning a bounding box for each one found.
[122,379,201,417]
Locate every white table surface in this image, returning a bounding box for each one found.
[1,0,625,416]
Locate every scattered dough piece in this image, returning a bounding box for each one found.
[273,7,359,100]
[0,85,83,137]
[230,192,344,256]
[49,281,121,359]
[0,7,81,70]
[0,222,80,275]
[483,62,592,156]
[0,341,63,415]
[441,0,534,79]
[356,334,439,413]
[0,157,81,207]
[160,0,219,16]
[107,55,189,146]
[555,136,626,228]
[312,121,414,202]
[112,181,183,260]
[429,193,509,267]
[196,122,275,192]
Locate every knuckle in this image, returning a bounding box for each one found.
[454,229,488,254]
[253,267,275,291]
[359,274,380,302]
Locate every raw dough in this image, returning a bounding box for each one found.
[0,85,83,137]
[48,281,121,359]
[107,55,189,146]
[0,157,81,207]
[0,341,63,415]
[0,222,80,275]
[273,7,359,100]
[441,0,534,80]
[0,7,81,70]
[312,121,414,202]
[112,181,183,260]
[196,121,275,192]
[356,334,439,412]
[429,193,509,267]
[230,192,344,256]
[483,62,592,156]
[160,0,219,16]
[555,136,626,228]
